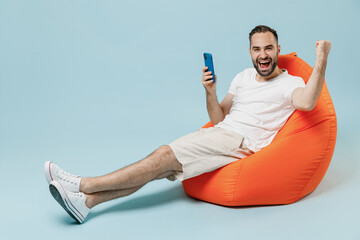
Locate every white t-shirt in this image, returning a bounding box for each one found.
[215,68,305,152]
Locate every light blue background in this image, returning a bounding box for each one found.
[1,0,359,239]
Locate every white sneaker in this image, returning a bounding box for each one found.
[44,161,81,192]
[49,180,90,224]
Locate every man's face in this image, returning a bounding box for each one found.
[249,32,280,77]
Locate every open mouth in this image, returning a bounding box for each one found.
[258,60,271,70]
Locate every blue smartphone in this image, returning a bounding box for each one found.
[203,52,215,83]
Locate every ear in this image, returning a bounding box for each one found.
[278,44,281,54]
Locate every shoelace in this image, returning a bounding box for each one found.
[58,169,80,185]
[68,191,83,198]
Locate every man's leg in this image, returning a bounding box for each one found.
[85,186,144,208]
[85,171,175,208]
[45,145,181,223]
[80,145,182,194]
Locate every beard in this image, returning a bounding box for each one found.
[252,54,278,77]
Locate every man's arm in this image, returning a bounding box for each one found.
[201,67,234,125]
[291,40,332,111]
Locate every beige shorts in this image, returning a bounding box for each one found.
[168,127,254,181]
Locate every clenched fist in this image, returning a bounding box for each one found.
[316,40,332,58]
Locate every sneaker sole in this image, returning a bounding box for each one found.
[49,181,84,224]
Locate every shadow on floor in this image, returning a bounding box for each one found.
[86,184,191,222]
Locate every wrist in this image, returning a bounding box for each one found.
[316,53,328,62]
[205,88,216,96]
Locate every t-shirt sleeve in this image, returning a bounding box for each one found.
[228,73,240,95]
[284,76,306,105]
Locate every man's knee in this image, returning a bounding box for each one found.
[154,145,182,171]
[155,145,173,157]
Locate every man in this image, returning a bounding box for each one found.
[44,25,332,224]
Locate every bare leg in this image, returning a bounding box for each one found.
[85,170,175,208]
[85,186,144,208]
[80,145,182,194]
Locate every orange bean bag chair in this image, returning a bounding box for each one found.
[182,52,337,206]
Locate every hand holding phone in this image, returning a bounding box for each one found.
[203,53,215,83]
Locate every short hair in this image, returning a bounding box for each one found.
[249,25,278,46]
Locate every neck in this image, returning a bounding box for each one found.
[256,66,283,82]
